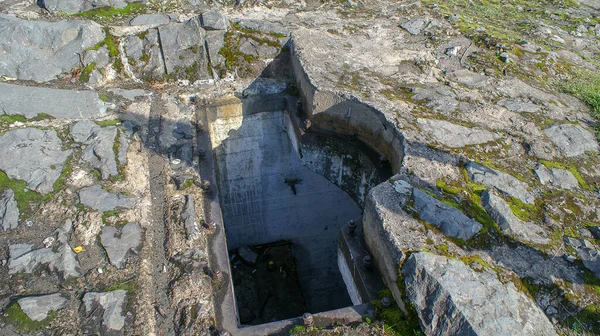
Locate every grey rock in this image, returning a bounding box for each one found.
[589,226,600,239]
[201,10,228,30]
[158,17,210,81]
[118,130,129,167]
[100,222,143,268]
[0,128,71,195]
[0,83,107,119]
[534,165,579,190]
[0,189,19,231]
[417,118,500,148]
[0,15,104,82]
[238,246,258,264]
[106,88,152,101]
[412,85,459,114]
[544,124,599,157]
[237,20,288,36]
[447,69,489,88]
[205,30,226,67]
[413,188,482,240]
[83,47,111,69]
[42,0,131,13]
[497,99,541,113]
[238,37,278,59]
[466,162,535,204]
[403,252,558,336]
[9,220,80,279]
[401,18,427,35]
[18,293,67,321]
[445,46,459,56]
[123,29,165,81]
[71,120,120,179]
[129,14,171,26]
[182,196,199,240]
[78,185,137,212]
[564,237,600,278]
[481,190,549,244]
[174,119,194,140]
[172,142,194,168]
[83,290,128,333]
[499,52,510,63]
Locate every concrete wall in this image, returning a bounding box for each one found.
[290,44,405,174]
[206,97,357,313]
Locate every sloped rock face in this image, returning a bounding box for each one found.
[544,124,599,157]
[41,0,138,13]
[0,15,104,82]
[466,162,535,204]
[417,118,500,148]
[403,252,557,336]
[0,128,71,195]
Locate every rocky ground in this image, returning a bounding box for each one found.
[0,0,598,335]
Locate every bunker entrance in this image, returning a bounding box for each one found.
[205,95,388,327]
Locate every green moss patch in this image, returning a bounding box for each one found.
[79,62,96,83]
[3,302,57,332]
[539,159,592,190]
[70,3,147,23]
[373,288,424,336]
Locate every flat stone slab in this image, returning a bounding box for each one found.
[9,220,80,278]
[0,15,104,82]
[83,290,128,334]
[0,83,106,119]
[18,293,67,321]
[413,188,482,240]
[71,121,119,179]
[403,252,557,336]
[0,128,71,195]
[417,118,500,148]
[100,222,143,269]
[0,188,19,231]
[78,185,137,212]
[466,162,535,204]
[481,190,549,245]
[544,124,599,157]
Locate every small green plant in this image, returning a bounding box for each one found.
[79,62,96,83]
[71,3,147,23]
[287,325,306,335]
[561,70,600,139]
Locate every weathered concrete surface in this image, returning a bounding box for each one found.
[78,184,137,212]
[544,124,599,157]
[100,222,143,269]
[417,118,500,148]
[403,252,557,336]
[466,162,535,204]
[0,188,19,231]
[0,15,104,82]
[481,190,549,245]
[83,290,128,334]
[0,128,71,195]
[18,293,67,321]
[413,188,482,240]
[207,100,356,313]
[0,83,106,119]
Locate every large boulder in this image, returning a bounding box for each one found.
[0,83,107,119]
[403,252,557,336]
[0,15,104,82]
[0,128,71,195]
[413,188,482,240]
[466,162,535,204]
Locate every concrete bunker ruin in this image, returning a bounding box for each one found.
[200,92,397,333]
